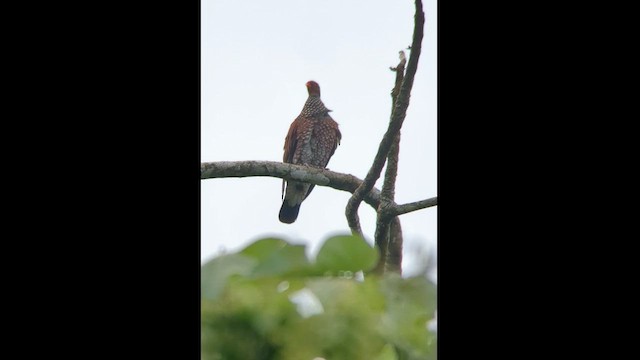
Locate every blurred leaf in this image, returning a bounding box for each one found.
[306,277,385,314]
[201,253,256,300]
[201,236,437,360]
[379,274,437,360]
[250,243,312,277]
[201,296,279,360]
[201,276,301,360]
[381,274,437,317]
[315,234,379,274]
[271,283,387,360]
[374,343,399,360]
[240,237,289,261]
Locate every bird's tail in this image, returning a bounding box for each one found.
[279,202,300,224]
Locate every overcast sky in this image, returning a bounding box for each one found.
[201,0,437,279]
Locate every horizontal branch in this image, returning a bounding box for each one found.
[201,160,437,218]
[392,197,438,216]
[201,160,383,210]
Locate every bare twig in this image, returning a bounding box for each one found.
[346,0,425,261]
[391,197,438,217]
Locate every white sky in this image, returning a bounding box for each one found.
[201,0,437,279]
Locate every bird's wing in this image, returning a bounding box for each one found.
[330,122,341,158]
[282,117,301,199]
[284,117,303,163]
[322,115,341,165]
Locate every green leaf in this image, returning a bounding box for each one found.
[239,237,289,261]
[200,236,437,360]
[379,274,437,360]
[315,234,379,274]
[381,274,437,318]
[250,243,312,277]
[374,343,399,360]
[201,253,256,300]
[306,277,385,314]
[273,278,388,360]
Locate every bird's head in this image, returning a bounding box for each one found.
[306,80,321,97]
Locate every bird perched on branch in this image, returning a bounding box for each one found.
[279,81,342,224]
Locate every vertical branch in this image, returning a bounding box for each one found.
[386,218,403,273]
[373,202,392,274]
[350,0,424,272]
[376,50,407,274]
[383,50,406,200]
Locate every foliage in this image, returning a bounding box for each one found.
[201,234,437,360]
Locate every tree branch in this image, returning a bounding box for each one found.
[345,0,425,237]
[201,160,436,220]
[201,161,383,210]
[386,218,403,273]
[391,197,438,216]
[382,50,406,201]
[376,50,407,275]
